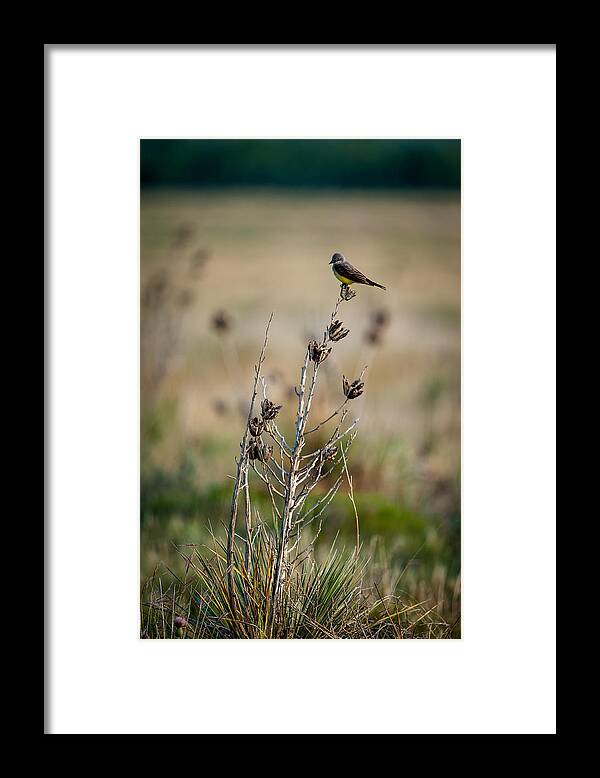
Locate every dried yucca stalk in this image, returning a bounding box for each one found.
[226,284,366,628]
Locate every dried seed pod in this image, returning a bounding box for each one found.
[177,288,194,308]
[308,340,332,364]
[172,222,195,249]
[248,440,262,461]
[142,269,170,309]
[321,445,337,462]
[248,416,264,437]
[340,284,356,301]
[213,398,228,416]
[190,247,210,270]
[211,310,232,334]
[261,398,282,420]
[248,440,273,463]
[365,308,389,345]
[342,374,365,400]
[365,328,382,345]
[329,320,342,337]
[371,309,390,328]
[328,320,350,342]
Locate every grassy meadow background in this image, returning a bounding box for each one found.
[141,141,461,633]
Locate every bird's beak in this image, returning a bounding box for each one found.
[329,257,334,264]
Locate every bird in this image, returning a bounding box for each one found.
[329,252,386,290]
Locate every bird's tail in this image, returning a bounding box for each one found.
[368,280,386,290]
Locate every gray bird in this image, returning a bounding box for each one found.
[329,252,386,290]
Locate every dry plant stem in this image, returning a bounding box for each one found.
[341,443,360,554]
[301,404,357,461]
[259,379,292,457]
[269,347,310,627]
[269,290,350,626]
[294,431,358,514]
[243,469,252,571]
[305,399,348,435]
[251,463,285,494]
[227,313,273,603]
[214,284,371,634]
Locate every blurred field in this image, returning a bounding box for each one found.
[141,188,460,627]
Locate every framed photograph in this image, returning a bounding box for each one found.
[46,44,556,734]
[139,139,461,641]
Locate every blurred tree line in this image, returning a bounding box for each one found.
[141,140,460,189]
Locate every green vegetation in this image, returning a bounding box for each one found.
[141,525,456,639]
[140,182,460,638]
[141,140,460,190]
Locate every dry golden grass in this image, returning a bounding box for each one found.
[141,189,460,633]
[141,188,460,491]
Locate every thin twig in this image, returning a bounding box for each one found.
[227,313,273,603]
[305,399,349,435]
[341,443,360,555]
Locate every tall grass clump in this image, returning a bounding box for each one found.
[142,282,456,638]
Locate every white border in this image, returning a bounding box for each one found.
[47,45,556,734]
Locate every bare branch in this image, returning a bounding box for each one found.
[227,313,273,602]
[265,423,292,457]
[263,461,287,488]
[305,399,349,435]
[250,462,285,498]
[329,417,360,447]
[340,443,360,554]
[266,287,361,630]
[295,473,343,526]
